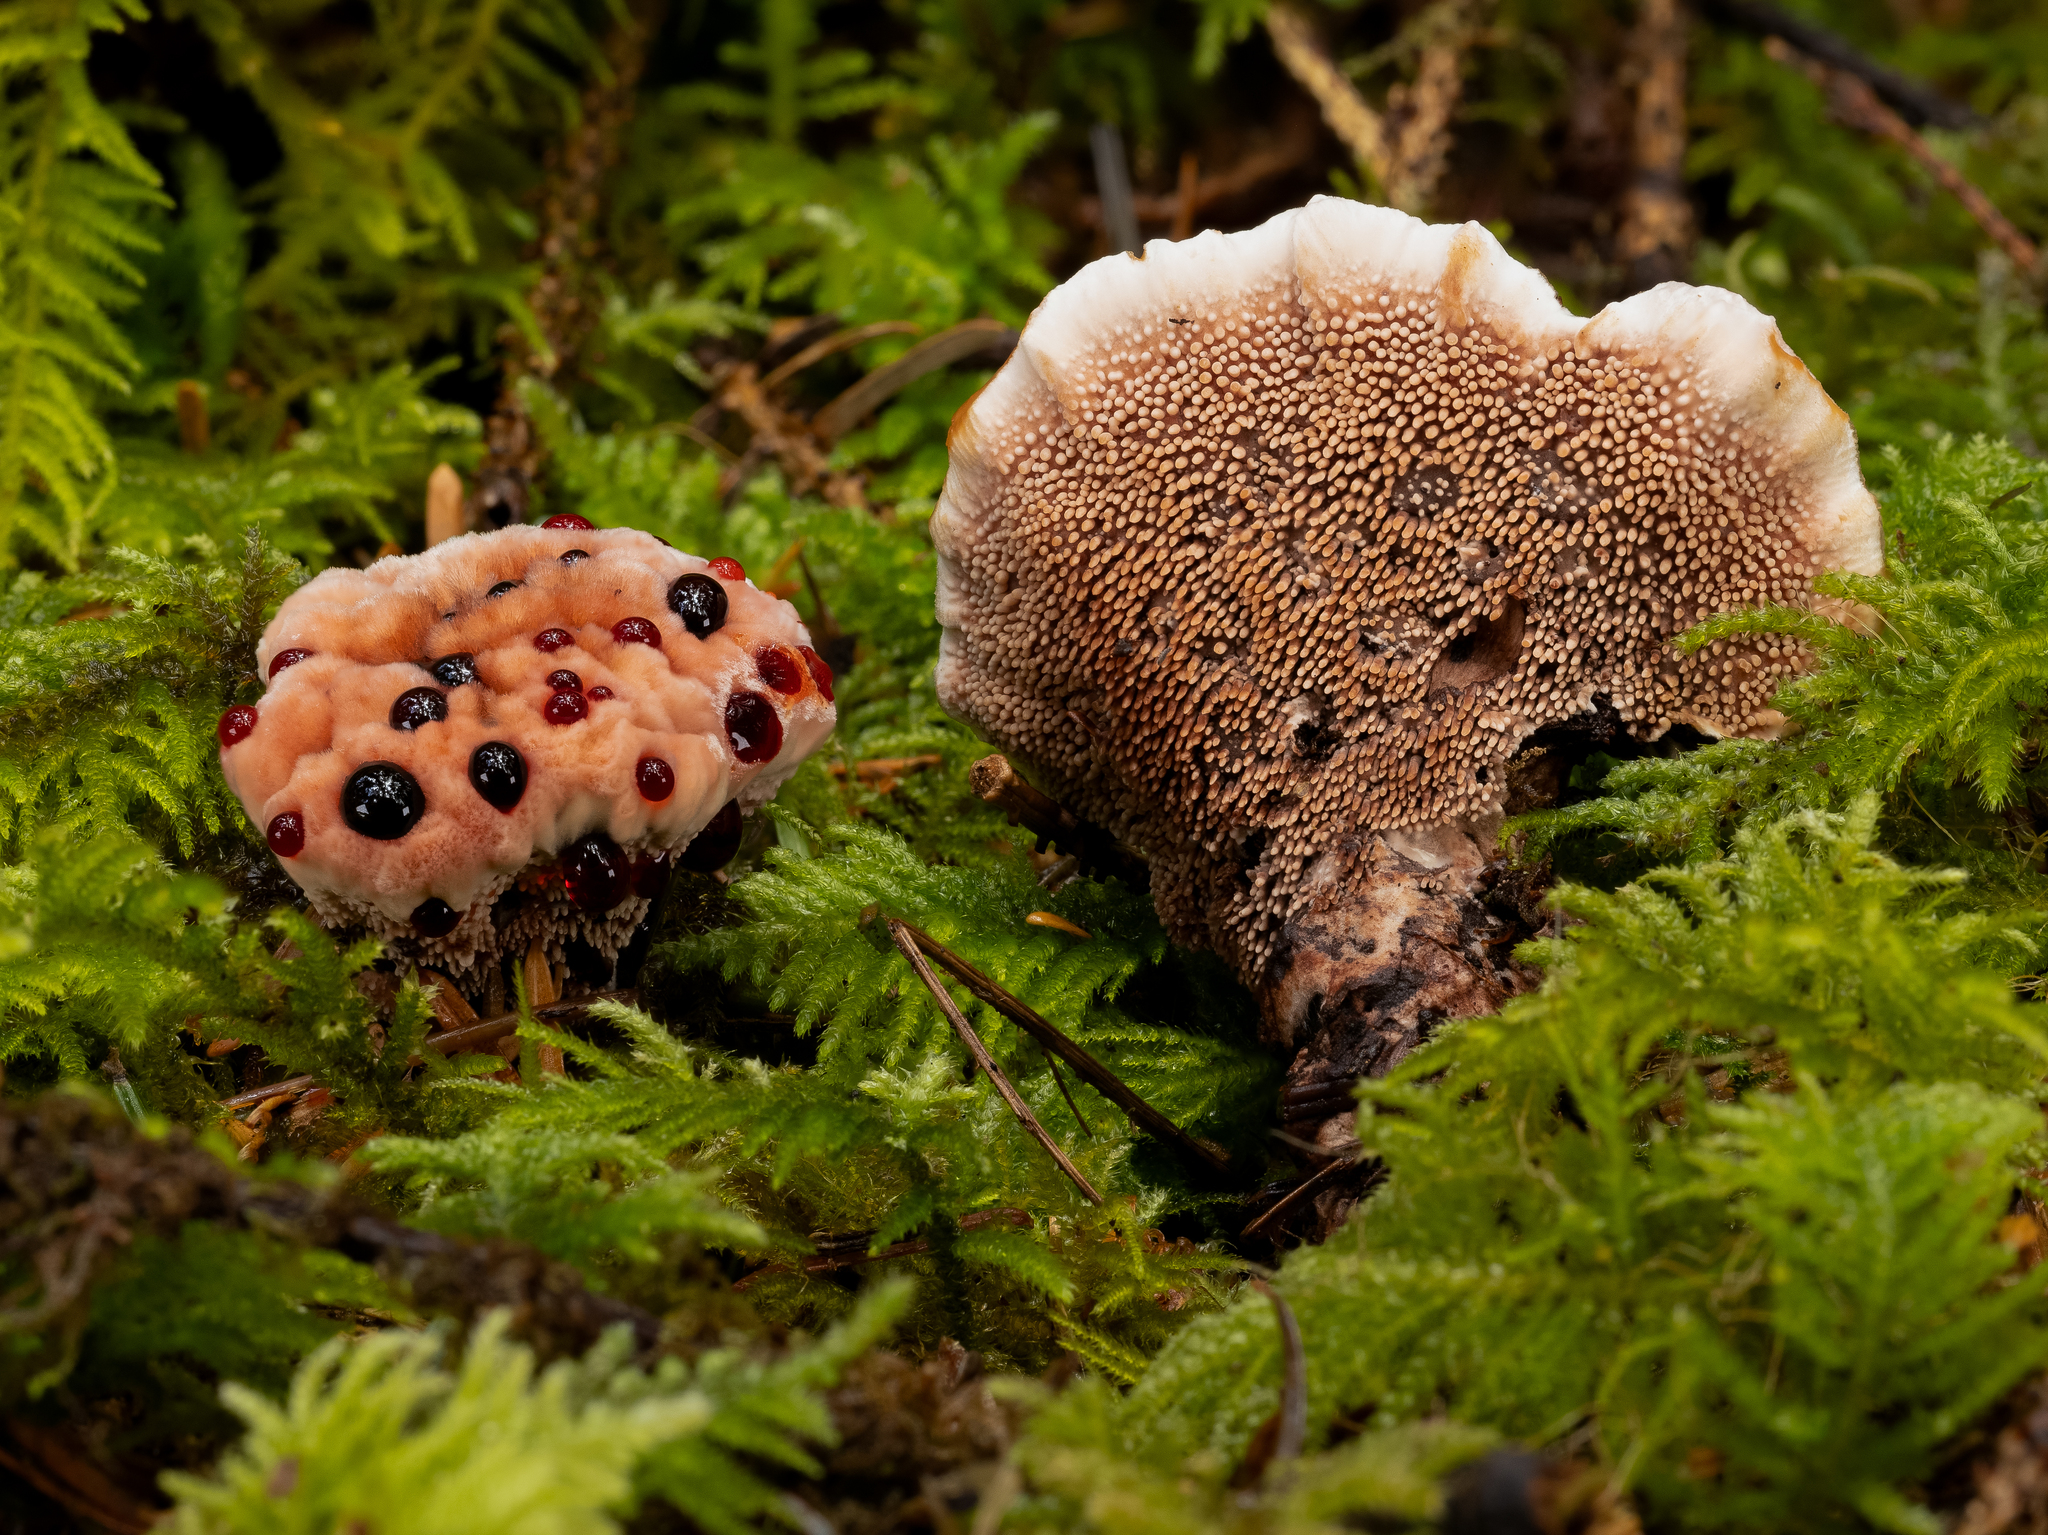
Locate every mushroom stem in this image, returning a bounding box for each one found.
[887,920,1104,1205]
[1261,819,1535,1149]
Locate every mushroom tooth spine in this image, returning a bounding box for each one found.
[219,525,836,976]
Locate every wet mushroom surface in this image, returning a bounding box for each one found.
[218,526,835,973]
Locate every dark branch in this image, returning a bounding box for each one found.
[1701,0,1982,131]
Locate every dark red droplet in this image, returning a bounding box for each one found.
[560,549,590,565]
[631,853,671,900]
[562,832,630,913]
[707,556,745,581]
[725,692,782,764]
[545,690,588,725]
[218,706,258,747]
[611,616,660,648]
[799,645,835,702]
[588,685,614,702]
[487,580,522,599]
[534,629,573,652]
[268,648,312,679]
[755,645,803,695]
[636,756,675,802]
[266,812,305,857]
[410,897,461,937]
[542,513,595,530]
[388,687,448,731]
[469,742,527,811]
[546,670,581,691]
[679,801,742,872]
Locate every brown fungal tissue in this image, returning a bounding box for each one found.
[219,522,836,973]
[934,198,1880,1137]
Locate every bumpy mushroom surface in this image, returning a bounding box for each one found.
[220,526,835,971]
[934,199,1880,1126]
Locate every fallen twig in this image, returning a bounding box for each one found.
[732,1208,1033,1291]
[812,319,1019,443]
[888,920,1103,1204]
[761,319,920,392]
[1616,0,1693,290]
[215,990,637,1110]
[1705,0,1982,131]
[1232,1280,1309,1489]
[1240,1158,1380,1241]
[1764,37,2036,276]
[890,919,1233,1182]
[1264,1,1389,186]
[970,753,1149,888]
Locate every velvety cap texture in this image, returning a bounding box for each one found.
[220,526,834,969]
[933,198,1882,982]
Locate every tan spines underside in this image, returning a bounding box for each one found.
[934,203,1879,982]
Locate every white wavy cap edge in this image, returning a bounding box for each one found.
[933,196,1883,726]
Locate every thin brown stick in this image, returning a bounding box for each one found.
[732,1208,1032,1291]
[1616,0,1694,291]
[1044,1050,1093,1139]
[887,920,1103,1205]
[1766,36,2039,275]
[1127,109,1319,224]
[1252,1279,1309,1462]
[216,990,636,1109]
[1240,1159,1368,1240]
[970,753,1149,887]
[811,319,1018,443]
[1381,17,1469,214]
[892,920,1233,1181]
[1264,1,1389,184]
[760,320,921,393]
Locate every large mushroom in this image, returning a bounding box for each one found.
[219,524,835,978]
[933,199,1880,1149]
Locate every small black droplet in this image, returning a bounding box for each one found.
[667,573,728,638]
[341,762,425,840]
[410,897,460,937]
[389,686,449,731]
[560,549,590,565]
[468,741,527,812]
[487,580,522,598]
[431,653,479,687]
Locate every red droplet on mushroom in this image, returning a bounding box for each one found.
[562,832,629,912]
[611,616,660,648]
[799,645,835,702]
[725,692,782,764]
[631,853,670,900]
[755,646,803,695]
[679,800,742,871]
[218,706,258,747]
[534,629,573,652]
[266,812,305,857]
[542,513,595,530]
[588,685,614,701]
[546,670,581,691]
[636,756,675,801]
[410,897,461,937]
[268,649,312,679]
[545,691,588,725]
[707,557,745,581]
